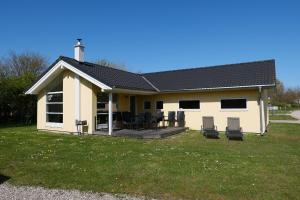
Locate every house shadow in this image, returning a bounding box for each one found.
[0,174,10,184]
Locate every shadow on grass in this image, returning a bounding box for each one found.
[0,122,36,128]
[0,174,10,184]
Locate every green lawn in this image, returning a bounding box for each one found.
[269,115,298,120]
[0,124,300,200]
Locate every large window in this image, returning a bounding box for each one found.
[221,98,247,109]
[46,78,63,123]
[179,100,200,109]
[156,101,163,109]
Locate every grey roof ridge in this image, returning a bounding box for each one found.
[142,59,275,75]
[141,76,160,92]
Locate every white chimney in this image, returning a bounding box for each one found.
[74,39,84,62]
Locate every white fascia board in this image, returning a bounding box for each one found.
[25,60,112,94]
[158,84,276,94]
[109,88,157,95]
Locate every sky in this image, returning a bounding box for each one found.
[0,0,299,87]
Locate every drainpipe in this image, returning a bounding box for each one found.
[259,86,265,135]
[75,74,81,134]
[108,92,113,135]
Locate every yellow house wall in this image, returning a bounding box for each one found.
[139,89,263,133]
[37,70,96,134]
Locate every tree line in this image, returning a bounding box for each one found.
[0,52,47,124]
[269,80,300,108]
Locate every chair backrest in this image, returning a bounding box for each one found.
[177,111,185,127]
[202,116,214,130]
[144,112,152,122]
[227,117,240,131]
[136,113,145,123]
[116,112,122,121]
[168,111,175,122]
[156,111,164,122]
[122,112,131,123]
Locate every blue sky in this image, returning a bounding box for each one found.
[1,0,299,87]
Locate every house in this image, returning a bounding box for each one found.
[25,40,276,135]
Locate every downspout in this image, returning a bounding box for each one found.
[75,74,81,134]
[259,86,265,135]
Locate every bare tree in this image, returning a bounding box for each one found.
[93,59,128,71]
[4,52,47,77]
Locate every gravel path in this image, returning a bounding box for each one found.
[0,183,151,200]
[291,110,300,120]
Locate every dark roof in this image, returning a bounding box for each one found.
[60,56,156,91]
[143,60,276,91]
[31,56,276,93]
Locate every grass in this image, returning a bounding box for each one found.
[0,124,300,199]
[269,115,298,120]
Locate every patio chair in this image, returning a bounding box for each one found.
[201,116,219,138]
[115,112,123,129]
[168,111,176,127]
[177,111,185,127]
[225,117,243,140]
[154,111,164,128]
[134,112,145,129]
[144,112,154,129]
[122,112,135,129]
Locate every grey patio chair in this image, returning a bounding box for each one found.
[144,112,153,129]
[153,111,164,129]
[134,112,145,130]
[167,111,176,127]
[177,111,185,127]
[201,116,219,138]
[225,117,243,140]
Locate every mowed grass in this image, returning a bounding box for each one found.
[269,115,298,120]
[0,124,300,200]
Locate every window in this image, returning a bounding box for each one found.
[97,93,118,111]
[221,99,247,109]
[156,101,163,109]
[144,101,151,109]
[46,76,63,123]
[46,92,63,123]
[179,100,200,109]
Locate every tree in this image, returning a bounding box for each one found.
[4,52,46,77]
[93,59,128,71]
[269,79,300,108]
[0,52,47,124]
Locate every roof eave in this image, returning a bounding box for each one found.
[157,84,276,93]
[25,60,112,95]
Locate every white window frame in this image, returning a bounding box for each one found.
[155,100,164,110]
[220,98,248,111]
[46,91,63,126]
[178,99,201,111]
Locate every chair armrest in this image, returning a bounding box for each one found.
[215,125,218,131]
[201,125,203,131]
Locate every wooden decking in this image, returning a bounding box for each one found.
[94,127,188,139]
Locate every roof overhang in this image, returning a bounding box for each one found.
[25,60,112,94]
[108,88,157,95]
[157,84,276,94]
